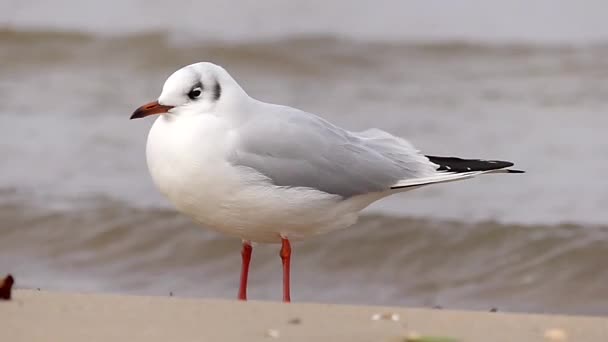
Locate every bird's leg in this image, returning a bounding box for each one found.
[238,241,253,301]
[280,237,292,303]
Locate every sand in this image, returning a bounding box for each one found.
[2,290,606,342]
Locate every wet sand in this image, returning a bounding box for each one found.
[2,290,606,342]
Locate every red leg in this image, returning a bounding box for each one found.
[280,237,292,303]
[238,241,253,301]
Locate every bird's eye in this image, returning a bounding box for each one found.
[188,87,202,100]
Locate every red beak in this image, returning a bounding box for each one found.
[130,101,174,119]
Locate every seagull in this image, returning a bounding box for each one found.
[131,62,523,303]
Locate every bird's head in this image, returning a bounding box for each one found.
[131,62,246,119]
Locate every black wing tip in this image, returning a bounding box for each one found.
[426,155,521,173]
[507,169,525,174]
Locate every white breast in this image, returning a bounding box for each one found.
[145,114,376,243]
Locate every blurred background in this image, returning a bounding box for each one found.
[1,0,607,315]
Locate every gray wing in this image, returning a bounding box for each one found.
[228,105,436,197]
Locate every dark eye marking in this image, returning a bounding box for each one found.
[213,82,222,101]
[188,82,203,100]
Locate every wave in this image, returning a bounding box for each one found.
[1,193,607,314]
[5,27,608,80]
[3,27,606,52]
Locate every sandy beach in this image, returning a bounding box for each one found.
[2,290,606,342]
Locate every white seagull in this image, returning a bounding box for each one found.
[131,62,523,302]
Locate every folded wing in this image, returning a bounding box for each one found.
[229,105,436,197]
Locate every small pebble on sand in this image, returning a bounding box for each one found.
[0,274,14,300]
[544,328,568,341]
[287,317,301,325]
[371,312,400,321]
[265,329,280,338]
[405,331,421,341]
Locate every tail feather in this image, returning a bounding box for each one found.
[425,155,521,173]
[390,155,524,190]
